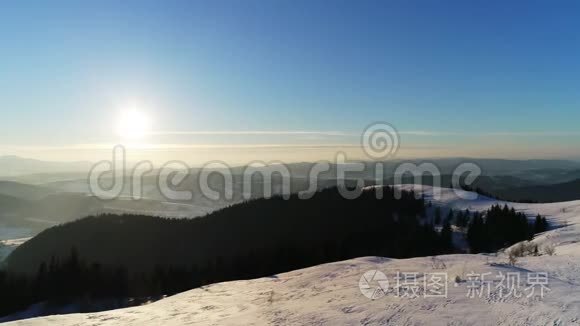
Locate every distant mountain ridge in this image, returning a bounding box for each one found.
[0,155,578,179]
[492,178,580,202]
[0,156,92,177]
[0,181,55,200]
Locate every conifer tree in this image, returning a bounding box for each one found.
[434,207,442,225]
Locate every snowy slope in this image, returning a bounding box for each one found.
[397,184,580,254]
[7,186,580,326]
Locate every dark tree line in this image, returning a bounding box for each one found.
[0,248,131,318]
[0,186,454,318]
[467,204,548,253]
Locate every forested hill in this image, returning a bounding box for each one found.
[5,186,445,278]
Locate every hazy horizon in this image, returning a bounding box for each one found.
[2,135,580,164]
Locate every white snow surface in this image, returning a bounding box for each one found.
[7,186,580,325]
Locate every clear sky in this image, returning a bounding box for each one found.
[1,0,580,163]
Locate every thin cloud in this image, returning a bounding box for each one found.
[3,130,577,153]
[483,131,580,137]
[0,143,362,151]
[149,130,580,138]
[399,131,463,136]
[401,130,580,137]
[148,130,354,137]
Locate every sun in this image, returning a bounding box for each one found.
[116,108,152,140]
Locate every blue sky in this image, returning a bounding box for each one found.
[1,0,579,161]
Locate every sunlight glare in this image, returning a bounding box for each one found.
[116,108,152,140]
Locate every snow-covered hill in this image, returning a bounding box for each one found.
[399,185,580,255]
[7,186,580,325]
